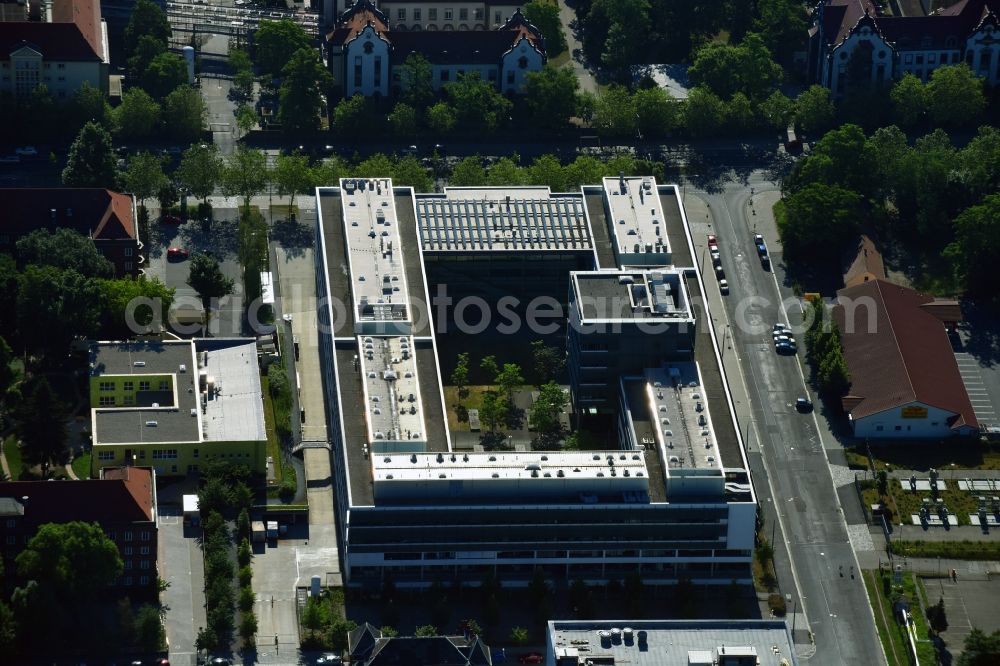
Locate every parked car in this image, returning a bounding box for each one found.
[161,214,183,225]
[167,247,189,260]
[707,234,718,248]
[519,654,544,665]
[796,397,814,413]
[15,146,38,157]
[775,342,797,355]
[715,266,725,280]
[719,278,729,295]
[315,655,342,665]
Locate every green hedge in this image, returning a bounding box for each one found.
[892,540,1000,561]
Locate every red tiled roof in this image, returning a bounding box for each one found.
[0,21,102,61]
[0,467,155,524]
[833,279,977,430]
[843,234,886,287]
[51,0,103,61]
[0,188,136,240]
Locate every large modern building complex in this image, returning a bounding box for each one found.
[89,339,268,477]
[314,175,756,588]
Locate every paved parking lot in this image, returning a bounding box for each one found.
[922,577,1000,664]
[158,480,206,666]
[952,326,1000,431]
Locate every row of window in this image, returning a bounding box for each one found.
[903,52,961,65]
[123,559,152,570]
[396,7,491,22]
[101,380,167,392]
[0,62,67,70]
[110,530,152,541]
[151,449,178,459]
[117,575,152,586]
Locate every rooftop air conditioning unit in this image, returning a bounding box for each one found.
[133,361,146,367]
[145,421,158,427]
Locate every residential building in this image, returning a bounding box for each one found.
[546,620,798,666]
[89,339,268,477]
[0,188,142,276]
[834,278,977,438]
[314,176,755,588]
[349,623,493,666]
[321,0,520,32]
[324,0,545,98]
[0,466,158,594]
[843,234,886,288]
[808,0,1000,97]
[0,0,110,99]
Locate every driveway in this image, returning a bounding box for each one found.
[556,0,599,94]
[158,480,206,666]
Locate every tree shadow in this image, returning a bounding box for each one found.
[179,219,240,260]
[959,300,1000,367]
[271,217,314,258]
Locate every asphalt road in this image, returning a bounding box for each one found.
[687,172,886,666]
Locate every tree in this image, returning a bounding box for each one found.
[415,624,438,637]
[524,65,579,130]
[530,340,565,386]
[229,48,255,98]
[0,598,15,655]
[134,604,165,652]
[480,355,498,385]
[633,86,678,138]
[124,0,171,58]
[755,0,808,65]
[876,470,888,497]
[726,92,756,131]
[523,1,566,55]
[775,183,862,269]
[958,628,1000,666]
[795,85,835,133]
[526,154,568,191]
[451,352,470,399]
[123,151,168,211]
[818,344,850,397]
[945,194,1000,298]
[164,85,206,141]
[425,102,457,134]
[236,104,258,135]
[529,381,568,441]
[239,611,257,644]
[684,87,726,137]
[176,143,222,204]
[593,85,637,137]
[99,276,174,337]
[510,626,529,645]
[14,377,69,477]
[187,253,234,314]
[16,228,114,277]
[16,522,122,600]
[486,156,527,185]
[115,88,161,140]
[127,34,168,83]
[495,363,524,406]
[688,32,782,100]
[72,82,112,130]
[758,90,795,130]
[926,64,985,127]
[279,48,332,133]
[0,336,15,401]
[271,152,313,207]
[222,145,269,210]
[62,121,117,188]
[16,266,102,356]
[332,94,370,136]
[445,72,512,132]
[195,626,218,653]
[254,19,312,77]
[300,595,330,634]
[479,391,506,434]
[398,53,435,110]
[391,156,434,192]
[449,157,486,186]
[387,102,418,137]
[141,52,189,99]
[890,73,929,129]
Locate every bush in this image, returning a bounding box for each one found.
[239,585,255,612]
[279,478,296,502]
[239,565,253,588]
[238,538,252,567]
[768,593,786,617]
[239,610,257,644]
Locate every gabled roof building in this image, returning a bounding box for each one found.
[0,188,142,276]
[808,0,1000,96]
[834,278,977,438]
[324,0,545,98]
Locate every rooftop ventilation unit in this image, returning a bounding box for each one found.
[145,420,158,427]
[133,361,146,367]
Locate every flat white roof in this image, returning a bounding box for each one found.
[359,335,426,445]
[645,365,721,472]
[603,176,669,261]
[372,450,648,482]
[340,178,411,327]
[202,340,267,443]
[416,186,592,252]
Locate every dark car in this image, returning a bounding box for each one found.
[796,397,814,413]
[775,342,797,355]
[161,214,183,225]
[519,654,544,665]
[167,247,190,260]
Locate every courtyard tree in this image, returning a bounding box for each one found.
[795,85,835,133]
[123,152,169,214]
[524,65,579,129]
[272,152,314,207]
[141,52,189,100]
[115,89,161,140]
[279,48,333,133]
[451,352,470,399]
[387,102,418,137]
[425,102,457,134]
[187,253,234,315]
[14,377,70,477]
[529,381,568,446]
[444,72,512,133]
[16,521,123,600]
[62,121,117,188]
[254,19,311,78]
[16,228,114,278]
[164,85,207,141]
[398,53,435,110]
[926,64,985,127]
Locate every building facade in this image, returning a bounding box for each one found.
[0,0,109,99]
[0,466,158,594]
[325,0,545,98]
[314,177,756,589]
[89,339,268,477]
[0,188,142,276]
[809,0,1000,97]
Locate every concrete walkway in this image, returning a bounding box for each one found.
[556,0,599,94]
